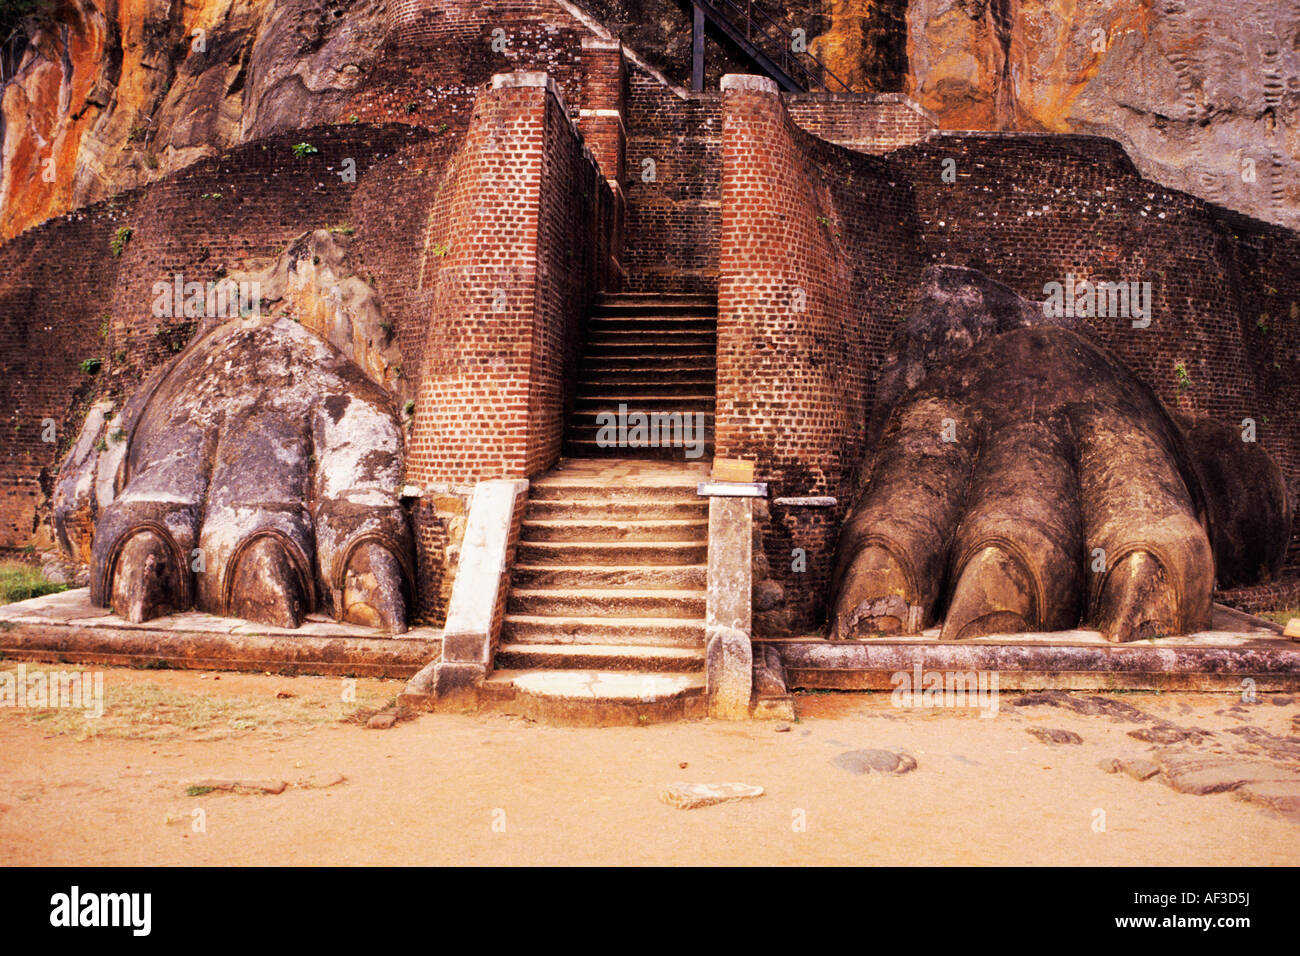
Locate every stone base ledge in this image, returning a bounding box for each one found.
[762,624,1300,693]
[0,590,439,678]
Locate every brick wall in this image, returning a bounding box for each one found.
[0,124,436,552]
[890,131,1300,553]
[716,76,926,631]
[0,197,136,546]
[623,74,721,293]
[783,93,936,154]
[405,75,615,621]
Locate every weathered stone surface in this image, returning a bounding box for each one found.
[660,782,764,809]
[831,267,1287,644]
[1128,725,1213,745]
[1027,727,1083,745]
[897,0,1300,232]
[0,0,388,239]
[52,316,413,633]
[1154,749,1300,796]
[1232,781,1300,814]
[1120,759,1161,782]
[832,749,917,774]
[706,625,753,720]
[365,713,396,730]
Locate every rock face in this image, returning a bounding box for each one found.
[0,0,386,239]
[2,0,1296,235]
[898,0,1300,231]
[53,316,414,632]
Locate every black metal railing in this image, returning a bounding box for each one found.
[692,0,851,93]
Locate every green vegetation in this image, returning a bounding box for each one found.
[1174,362,1192,392]
[291,142,319,158]
[0,560,66,604]
[109,226,132,257]
[79,357,102,375]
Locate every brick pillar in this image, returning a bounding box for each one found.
[717,74,858,631]
[579,37,626,287]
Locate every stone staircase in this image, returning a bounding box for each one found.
[486,458,711,724]
[480,291,722,724]
[564,292,717,461]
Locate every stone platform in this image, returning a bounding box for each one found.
[0,589,440,678]
[766,605,1300,692]
[3,591,1296,698]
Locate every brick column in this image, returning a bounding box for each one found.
[717,74,858,630]
[579,37,626,286]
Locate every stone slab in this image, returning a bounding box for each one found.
[0,590,439,677]
[764,616,1300,692]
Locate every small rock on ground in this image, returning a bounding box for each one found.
[660,782,764,809]
[366,713,397,730]
[185,778,287,795]
[1027,727,1083,745]
[832,749,918,775]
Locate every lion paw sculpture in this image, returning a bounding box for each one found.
[54,317,414,633]
[831,267,1290,643]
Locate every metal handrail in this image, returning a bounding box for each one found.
[703,0,851,92]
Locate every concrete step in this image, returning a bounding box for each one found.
[495,643,705,672]
[525,498,706,520]
[512,563,706,589]
[507,588,706,618]
[520,518,707,542]
[481,669,706,726]
[501,613,705,645]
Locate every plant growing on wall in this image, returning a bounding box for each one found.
[291,143,319,158]
[109,226,132,257]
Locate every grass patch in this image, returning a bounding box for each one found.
[0,561,67,605]
[0,664,392,741]
[185,785,215,797]
[1256,607,1299,627]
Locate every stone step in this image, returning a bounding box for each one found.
[520,518,707,542]
[528,480,701,503]
[501,613,706,646]
[581,359,716,373]
[512,563,706,589]
[517,539,707,566]
[507,588,706,618]
[495,643,705,672]
[585,344,716,357]
[572,395,715,409]
[525,498,706,520]
[586,332,716,348]
[562,439,714,461]
[480,669,706,726]
[579,371,717,390]
[588,315,717,332]
[569,411,714,427]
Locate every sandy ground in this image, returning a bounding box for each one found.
[0,664,1297,866]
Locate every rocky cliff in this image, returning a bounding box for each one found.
[0,0,386,239]
[1,0,1298,237]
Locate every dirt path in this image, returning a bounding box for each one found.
[1,664,1297,865]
